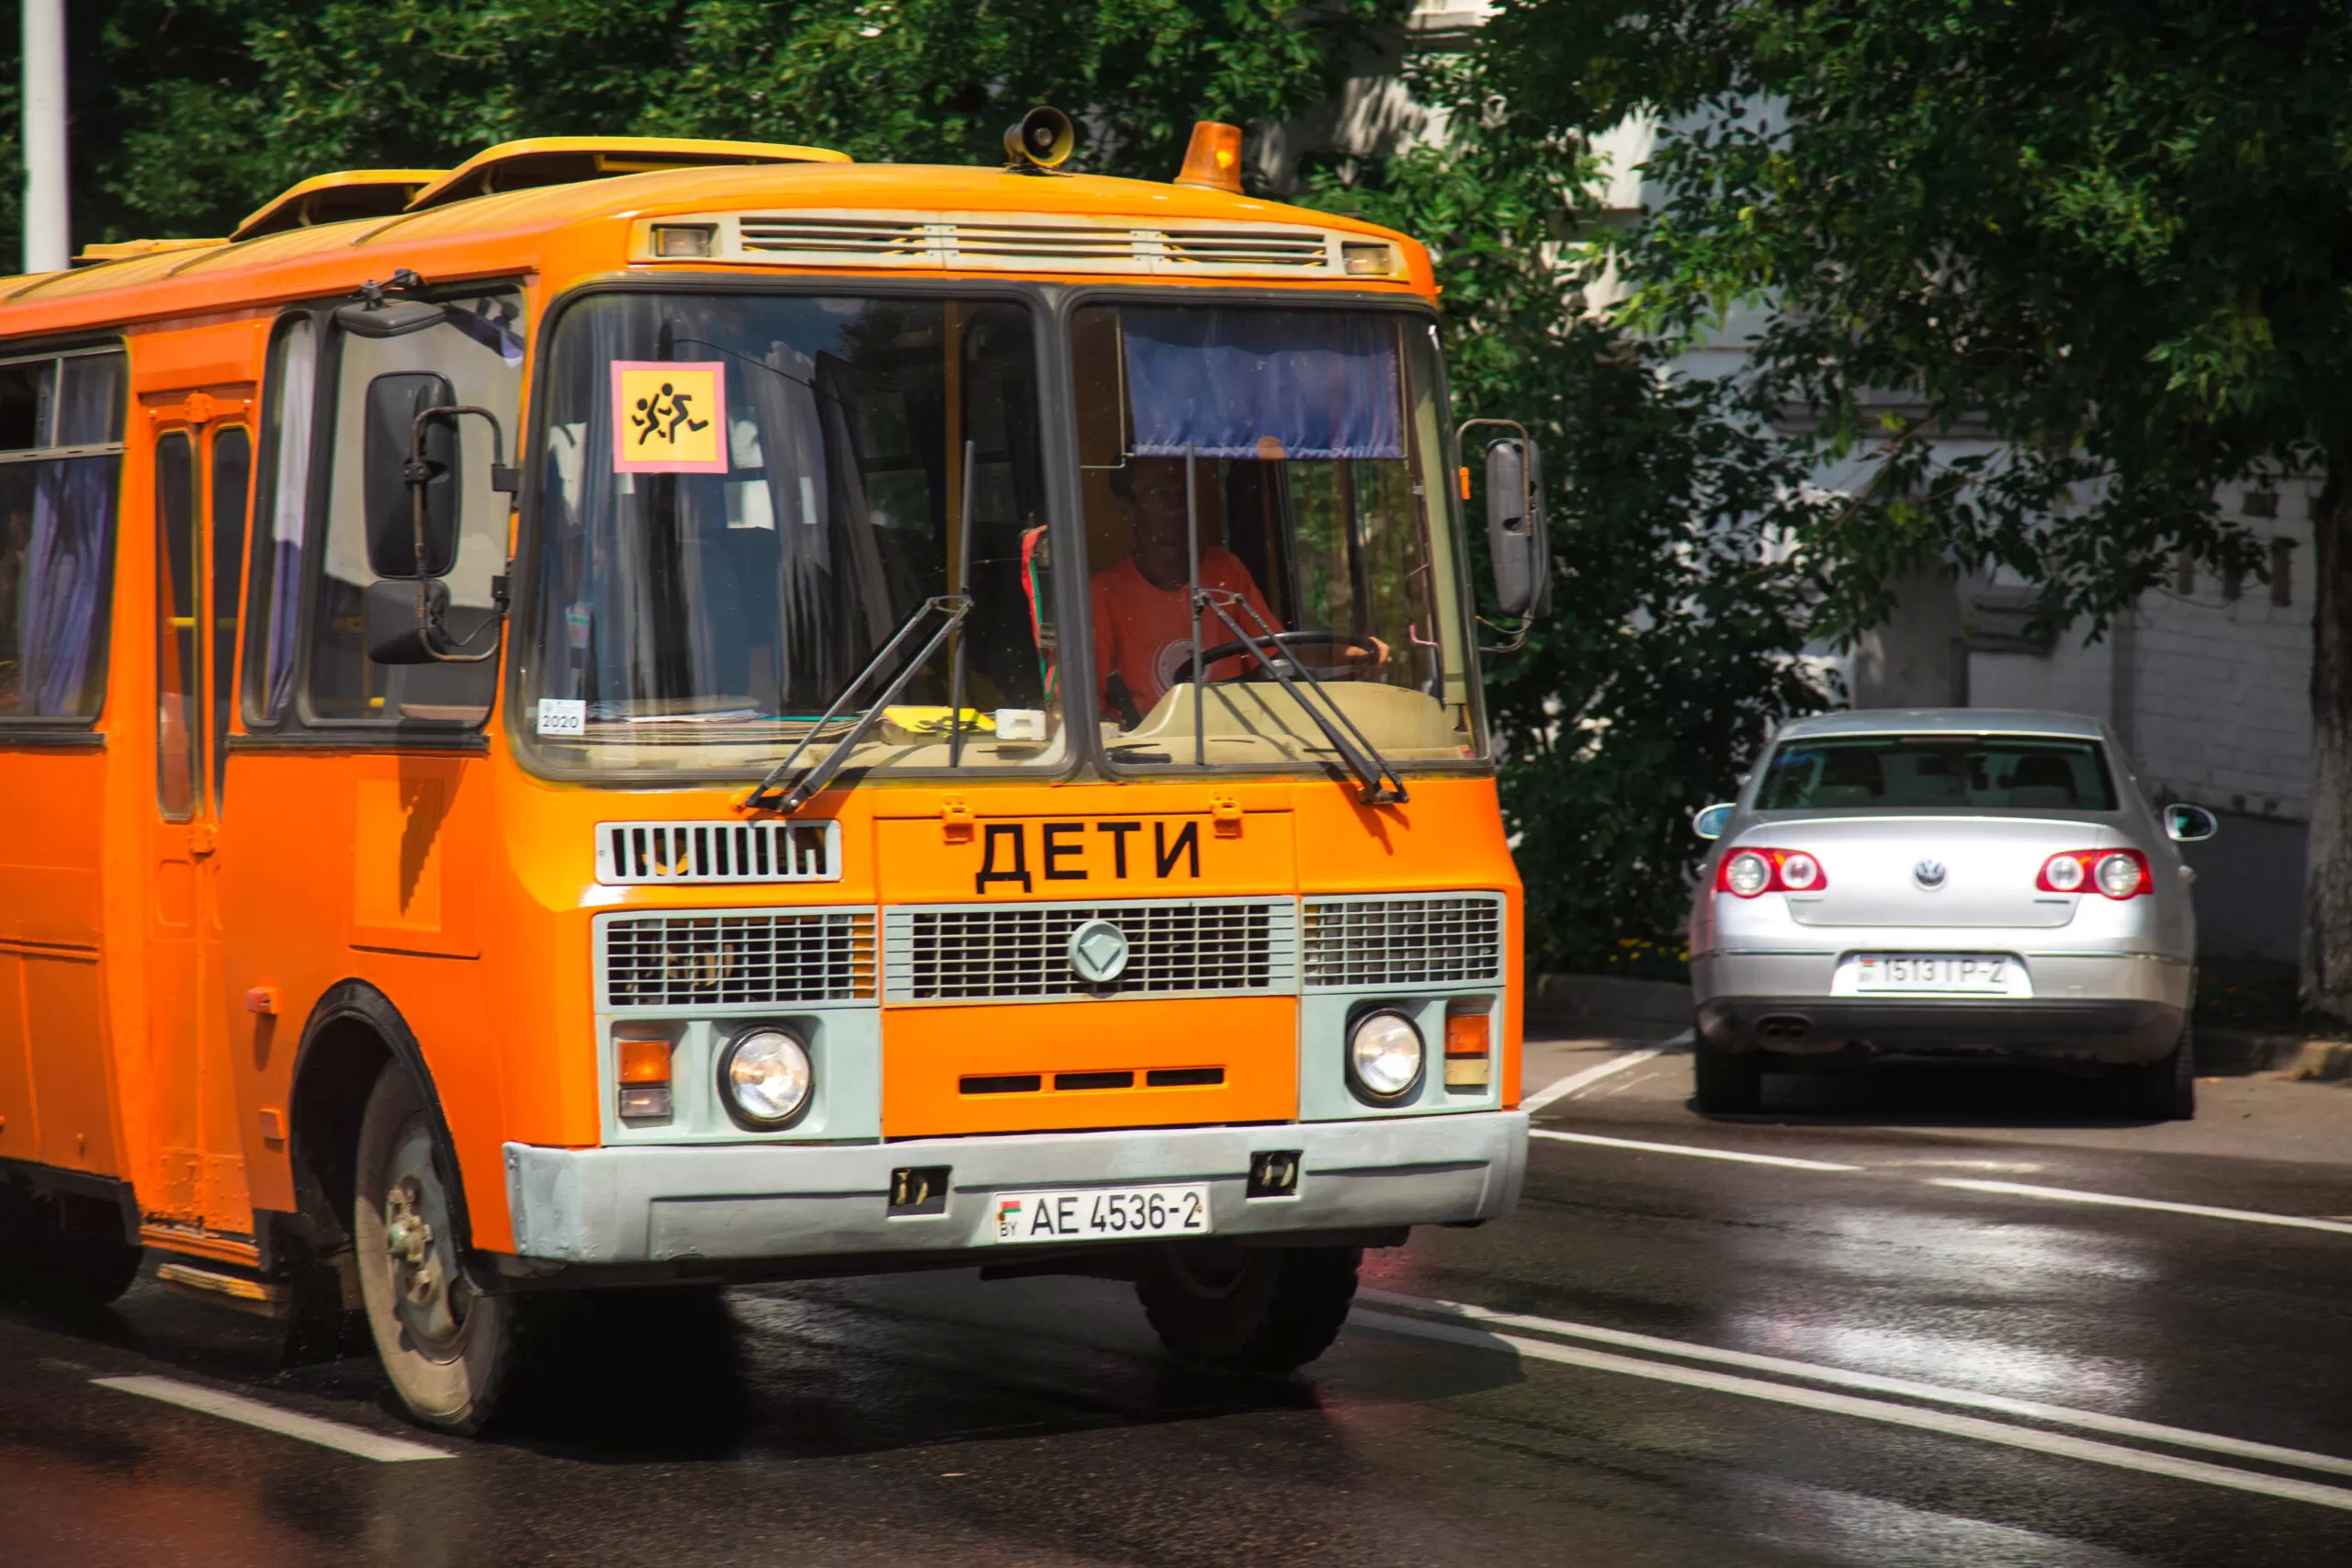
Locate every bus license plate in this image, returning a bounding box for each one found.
[1856,953,2012,993]
[990,1185,1211,1245]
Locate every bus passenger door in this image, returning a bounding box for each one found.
[144,400,254,1240]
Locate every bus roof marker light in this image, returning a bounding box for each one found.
[1004,107,1075,173]
[1174,121,1245,194]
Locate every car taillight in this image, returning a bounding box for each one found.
[1715,847,1829,897]
[2037,849,2151,898]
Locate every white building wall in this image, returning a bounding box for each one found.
[1315,8,2317,963]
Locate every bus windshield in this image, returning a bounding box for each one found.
[1073,302,1482,769]
[521,292,1060,774]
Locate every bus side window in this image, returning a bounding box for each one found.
[0,350,126,726]
[155,432,199,818]
[209,425,251,801]
[243,317,315,728]
[306,291,522,728]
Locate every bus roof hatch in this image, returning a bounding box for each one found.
[404,137,852,212]
[232,169,447,242]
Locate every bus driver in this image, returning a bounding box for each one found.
[1089,456,1278,721]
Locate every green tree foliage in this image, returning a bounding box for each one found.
[1300,62,1834,972]
[1482,1,2352,1009]
[5,2,1839,975]
[13,0,1396,249]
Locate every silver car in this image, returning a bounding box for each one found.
[1686,709,2215,1119]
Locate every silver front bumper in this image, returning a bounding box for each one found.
[503,1111,1528,1264]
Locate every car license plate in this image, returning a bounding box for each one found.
[990,1185,1211,1245]
[1855,953,2013,993]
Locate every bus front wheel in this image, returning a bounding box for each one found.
[354,1063,521,1433]
[1136,1242,1361,1373]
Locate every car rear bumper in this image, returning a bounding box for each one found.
[1695,949,2190,1006]
[1693,995,2185,1063]
[503,1111,1528,1265]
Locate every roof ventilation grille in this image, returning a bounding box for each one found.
[714,213,1349,276]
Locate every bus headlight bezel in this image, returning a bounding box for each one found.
[717,1025,814,1130]
[1346,1010,1426,1106]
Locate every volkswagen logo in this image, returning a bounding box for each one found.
[1913,859,1948,890]
[1067,919,1130,984]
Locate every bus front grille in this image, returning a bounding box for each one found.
[884,899,1297,1002]
[600,908,877,1008]
[1301,894,1506,989]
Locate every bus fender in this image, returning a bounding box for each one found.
[285,979,478,1269]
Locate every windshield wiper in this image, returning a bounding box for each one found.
[741,593,972,814]
[1193,588,1408,806]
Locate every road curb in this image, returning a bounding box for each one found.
[2198,1028,2352,1080]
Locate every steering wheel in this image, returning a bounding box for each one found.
[1192,628,1383,681]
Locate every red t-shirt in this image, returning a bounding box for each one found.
[1090,549,1277,716]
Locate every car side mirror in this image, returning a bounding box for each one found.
[1694,802,1736,840]
[2165,803,2218,843]
[365,372,461,578]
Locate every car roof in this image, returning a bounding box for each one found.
[1773,708,2109,742]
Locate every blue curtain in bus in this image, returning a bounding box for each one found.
[1121,308,1403,460]
[15,457,116,717]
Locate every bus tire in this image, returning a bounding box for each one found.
[0,1179,141,1306]
[354,1062,519,1433]
[1136,1242,1361,1373]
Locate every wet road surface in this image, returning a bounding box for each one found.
[5,1040,2350,1566]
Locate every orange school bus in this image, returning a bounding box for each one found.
[0,118,1543,1429]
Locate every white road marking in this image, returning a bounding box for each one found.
[93,1376,455,1462]
[1530,1127,1862,1172]
[1523,1034,1686,1112]
[1525,1131,2352,1236]
[1350,1311,2352,1513]
[1929,1179,2352,1237]
[1357,1289,2352,1480]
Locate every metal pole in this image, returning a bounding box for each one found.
[1186,446,1203,768]
[948,439,977,767]
[21,0,70,275]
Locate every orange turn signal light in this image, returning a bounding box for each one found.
[618,1037,673,1084]
[1175,120,1245,194]
[1443,1011,1491,1090]
[1444,1013,1490,1058]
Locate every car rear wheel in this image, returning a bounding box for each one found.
[2118,1023,2196,1122]
[1692,1039,1763,1114]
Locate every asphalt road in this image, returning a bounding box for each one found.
[5,1037,2350,1567]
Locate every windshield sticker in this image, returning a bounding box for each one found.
[611,361,728,473]
[537,697,586,737]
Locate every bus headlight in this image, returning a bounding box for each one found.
[718,1027,812,1128]
[1347,1010,1424,1105]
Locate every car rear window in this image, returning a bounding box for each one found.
[1755,735,2118,811]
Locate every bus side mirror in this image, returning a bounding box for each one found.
[1485,436,1550,618]
[364,578,451,664]
[365,372,461,578]
[362,400,514,665]
[334,297,447,339]
[1458,419,1552,629]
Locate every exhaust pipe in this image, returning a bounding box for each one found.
[1756,1014,1812,1042]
